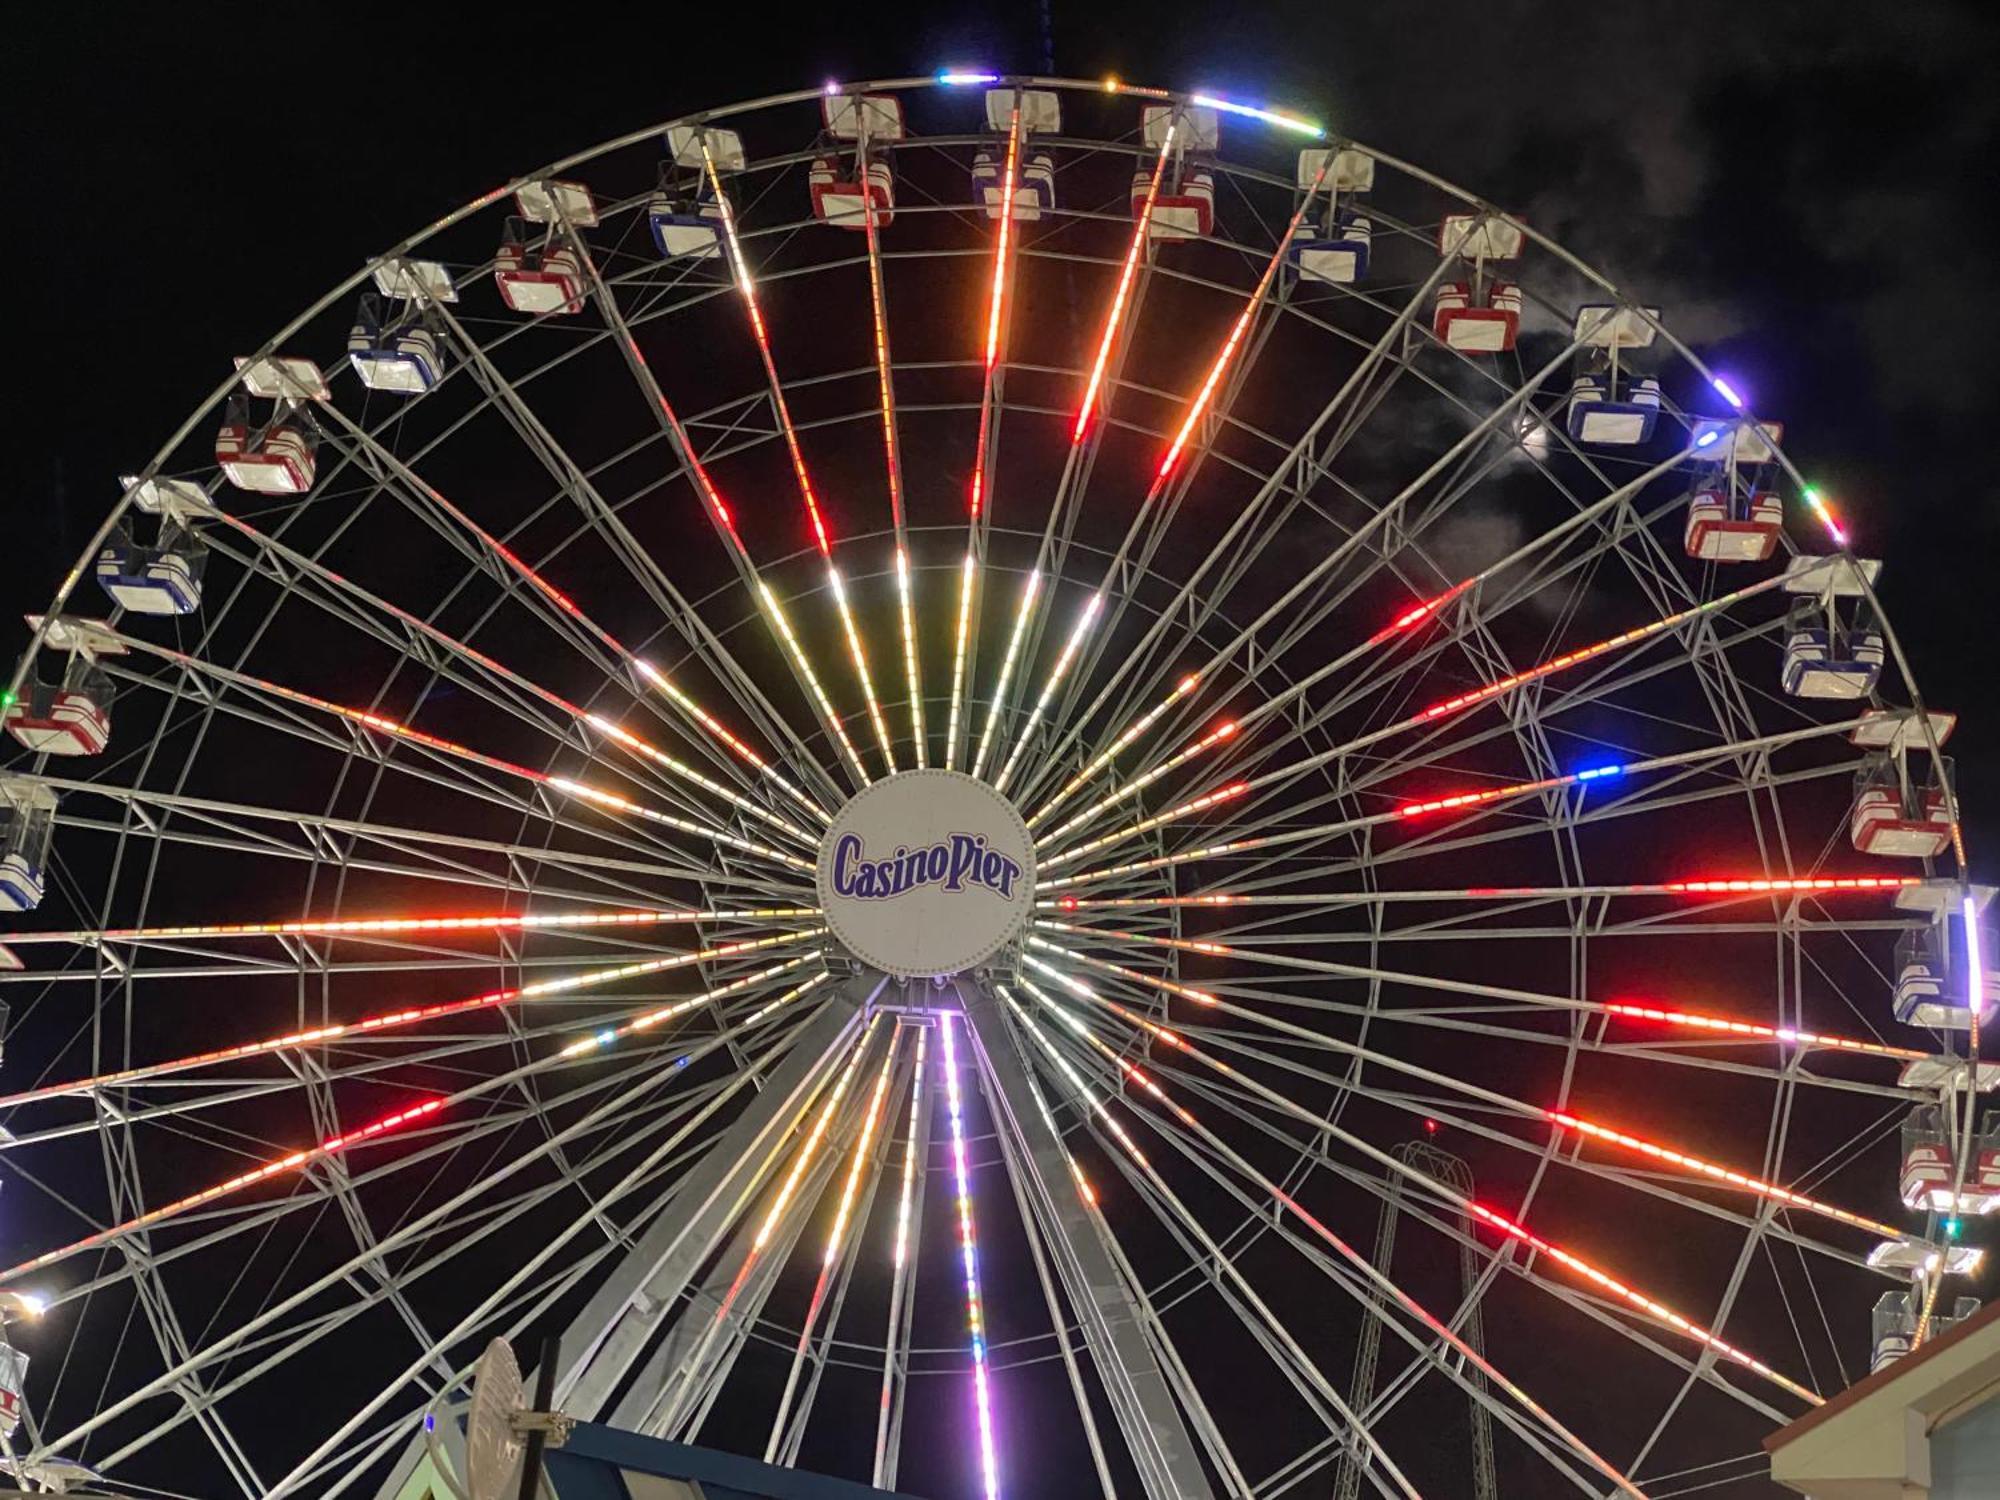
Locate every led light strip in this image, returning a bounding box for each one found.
[699,136,896,779]
[1022,963,1818,1409]
[2,1099,448,1279]
[1036,720,1237,847]
[1601,1002,1928,1062]
[1035,781,1249,870]
[1024,941,1217,1008]
[757,580,872,787]
[1467,1202,1820,1404]
[556,962,823,1059]
[1026,672,1200,830]
[993,593,1102,794]
[0,905,818,947]
[1036,875,1917,910]
[0,942,821,1108]
[1187,91,1325,137]
[945,551,979,771]
[755,1017,884,1249]
[940,1013,1002,1500]
[1548,1111,1902,1238]
[971,570,1040,781]
[1074,131,1174,440]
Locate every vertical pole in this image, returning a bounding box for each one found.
[515,1335,559,1500]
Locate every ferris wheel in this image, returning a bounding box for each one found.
[0,70,1990,1500]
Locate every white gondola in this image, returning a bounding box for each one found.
[234,356,328,403]
[1900,1106,2000,1214]
[1134,167,1214,240]
[373,257,457,303]
[1565,369,1663,445]
[648,181,726,258]
[1685,489,1783,562]
[982,87,1061,135]
[822,93,904,142]
[972,148,1055,221]
[95,519,206,614]
[0,779,56,913]
[811,158,893,228]
[1779,556,1885,698]
[493,225,584,315]
[1141,104,1220,153]
[514,179,598,227]
[1433,282,1523,353]
[347,295,443,393]
[1852,757,1954,858]
[664,124,745,173]
[1871,1290,1979,1375]
[1291,213,1372,285]
[215,396,316,495]
[1297,147,1376,193]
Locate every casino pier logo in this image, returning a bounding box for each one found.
[816,769,1035,978]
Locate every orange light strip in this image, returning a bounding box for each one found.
[3,1099,448,1278]
[1035,781,1249,870]
[1467,1202,1820,1405]
[1602,1002,1926,1061]
[0,940,820,1108]
[0,904,815,947]
[1549,1111,1901,1238]
[1025,672,1201,830]
[1073,132,1173,441]
[1036,720,1238,847]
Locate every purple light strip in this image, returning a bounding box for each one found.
[942,1013,1001,1499]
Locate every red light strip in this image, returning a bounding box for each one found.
[1417,575,1782,722]
[1035,781,1249,870]
[1033,875,1917,910]
[1548,1111,1901,1238]
[2,1099,448,1278]
[1601,1002,1926,1061]
[1025,672,1201,830]
[0,941,820,1108]
[700,140,895,777]
[1467,1201,1820,1405]
[1074,132,1173,441]
[0,904,815,947]
[857,154,924,766]
[1036,720,1237,847]
[1155,152,1337,481]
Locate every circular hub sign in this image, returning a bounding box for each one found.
[817,769,1035,978]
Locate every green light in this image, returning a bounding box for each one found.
[0,690,14,708]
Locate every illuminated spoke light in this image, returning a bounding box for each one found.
[830,562,897,775]
[945,551,979,771]
[0,904,817,949]
[1024,943,1217,1009]
[1468,1201,1820,1405]
[631,659,823,821]
[4,1099,448,1277]
[896,547,926,767]
[1549,1112,1901,1238]
[1026,672,1200,830]
[758,580,871,787]
[940,1014,1002,1500]
[971,570,1041,781]
[1800,486,1850,548]
[1074,132,1172,440]
[894,1029,928,1267]
[0,943,820,1108]
[994,593,1102,795]
[553,960,822,1058]
[1036,720,1237,847]
[1601,1001,1928,1061]
[584,713,812,844]
[1035,781,1249,870]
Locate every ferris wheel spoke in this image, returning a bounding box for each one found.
[23,985,830,1473]
[1001,983,1427,1499]
[1017,240,1469,816]
[554,190,870,800]
[416,294,830,799]
[1017,963,1824,1414]
[202,510,817,846]
[970,135,1175,785]
[1010,982,1649,1498]
[688,144,897,781]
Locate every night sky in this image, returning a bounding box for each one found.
[8,3,2000,1496]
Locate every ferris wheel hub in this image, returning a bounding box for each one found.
[814,768,1034,979]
